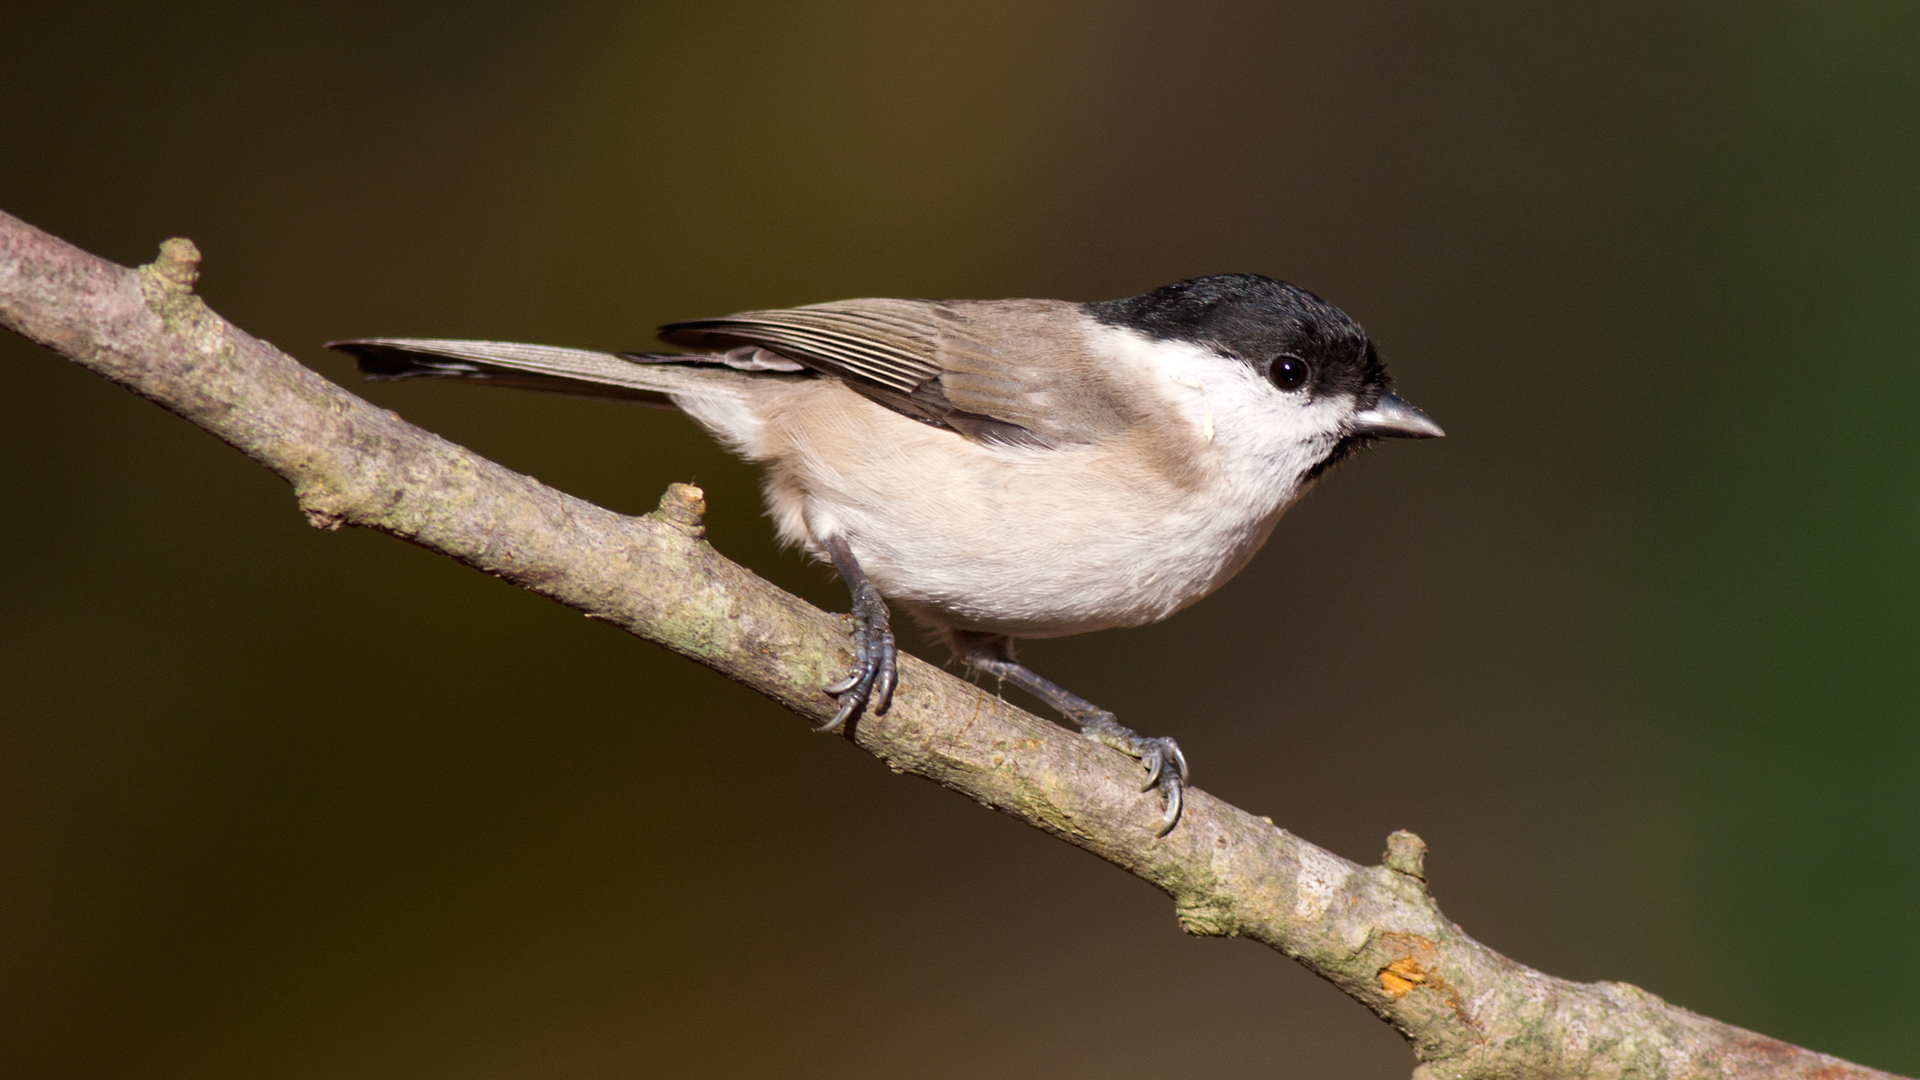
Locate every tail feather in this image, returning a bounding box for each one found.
[326,338,793,407]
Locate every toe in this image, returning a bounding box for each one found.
[1140,744,1166,791]
[820,610,895,729]
[1137,737,1184,793]
[871,635,898,715]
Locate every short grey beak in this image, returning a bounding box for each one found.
[1350,391,1445,439]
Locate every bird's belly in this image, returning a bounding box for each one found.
[872,500,1281,638]
[762,413,1290,639]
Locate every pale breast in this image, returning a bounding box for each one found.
[743,379,1304,639]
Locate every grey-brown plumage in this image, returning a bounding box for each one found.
[659,298,1148,448]
[330,274,1444,834]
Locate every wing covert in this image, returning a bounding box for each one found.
[659,297,1136,447]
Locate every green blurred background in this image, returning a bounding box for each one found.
[3,1,1916,1076]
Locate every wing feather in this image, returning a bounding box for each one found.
[658,298,1133,447]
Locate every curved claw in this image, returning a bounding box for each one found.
[822,626,871,698]
[1154,777,1184,837]
[1072,710,1188,835]
[819,584,895,732]
[1134,736,1187,835]
[816,667,871,733]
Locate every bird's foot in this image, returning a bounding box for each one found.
[819,581,896,733]
[1069,708,1188,836]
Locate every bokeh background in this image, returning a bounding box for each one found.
[3,2,1917,1077]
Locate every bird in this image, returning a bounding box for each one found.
[329,273,1442,834]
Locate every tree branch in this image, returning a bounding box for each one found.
[0,207,1897,1080]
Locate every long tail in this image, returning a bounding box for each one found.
[326,338,795,408]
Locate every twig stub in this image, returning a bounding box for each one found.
[1385,829,1428,881]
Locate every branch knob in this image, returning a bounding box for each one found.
[146,237,201,295]
[1384,829,1427,880]
[654,482,708,537]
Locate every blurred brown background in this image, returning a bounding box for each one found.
[3,2,1917,1077]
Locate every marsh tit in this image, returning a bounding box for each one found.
[330,274,1442,834]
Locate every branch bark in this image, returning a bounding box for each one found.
[0,207,1897,1080]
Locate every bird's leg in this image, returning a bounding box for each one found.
[817,534,897,733]
[957,634,1188,836]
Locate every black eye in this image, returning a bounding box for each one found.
[1270,355,1310,390]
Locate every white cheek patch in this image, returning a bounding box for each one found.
[1090,325,1349,473]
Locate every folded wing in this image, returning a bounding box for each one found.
[660,298,1136,448]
